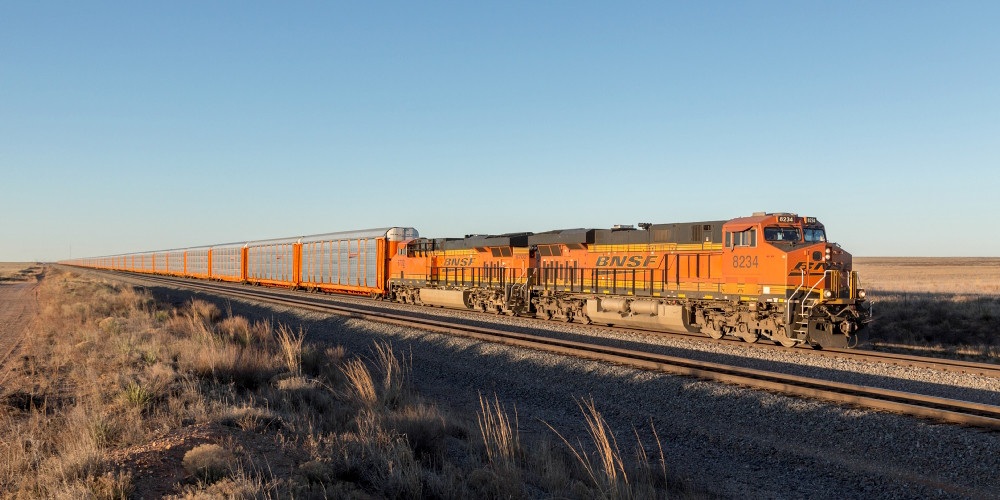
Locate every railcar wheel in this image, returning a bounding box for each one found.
[779,339,798,348]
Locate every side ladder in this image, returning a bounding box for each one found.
[793,297,818,336]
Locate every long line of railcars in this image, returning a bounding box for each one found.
[63,213,872,348]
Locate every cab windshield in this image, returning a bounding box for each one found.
[804,227,826,243]
[763,226,801,242]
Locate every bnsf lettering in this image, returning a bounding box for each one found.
[444,257,475,266]
[595,256,659,268]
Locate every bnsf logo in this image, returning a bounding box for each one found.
[787,261,825,275]
[595,256,659,268]
[444,257,475,266]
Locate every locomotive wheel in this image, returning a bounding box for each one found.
[703,327,724,340]
[735,324,758,343]
[779,339,798,348]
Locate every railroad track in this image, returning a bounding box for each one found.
[80,268,1000,430]
[656,330,1000,379]
[115,269,1000,380]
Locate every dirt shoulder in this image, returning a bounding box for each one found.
[0,267,42,372]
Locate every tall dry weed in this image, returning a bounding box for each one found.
[276,324,306,375]
[332,414,423,497]
[372,341,409,407]
[632,420,669,493]
[341,358,378,409]
[385,403,448,464]
[176,338,280,389]
[544,397,673,500]
[476,392,520,471]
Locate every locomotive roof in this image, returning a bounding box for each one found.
[441,232,532,250]
[727,213,823,227]
[594,221,726,245]
[528,228,596,245]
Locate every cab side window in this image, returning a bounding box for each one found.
[725,229,756,247]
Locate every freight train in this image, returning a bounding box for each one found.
[62,213,871,348]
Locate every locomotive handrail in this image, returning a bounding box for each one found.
[786,267,808,329]
[803,270,830,311]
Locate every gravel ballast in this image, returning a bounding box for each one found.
[110,274,1000,498]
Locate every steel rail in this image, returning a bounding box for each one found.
[820,346,1000,377]
[656,331,1000,379]
[87,268,1000,431]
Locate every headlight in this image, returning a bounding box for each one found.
[825,248,832,261]
[857,289,867,299]
[823,290,833,298]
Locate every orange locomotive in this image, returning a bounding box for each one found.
[388,213,870,348]
[63,213,870,348]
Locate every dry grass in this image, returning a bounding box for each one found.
[182,444,234,483]
[477,393,520,472]
[0,268,694,498]
[275,324,305,375]
[545,397,672,500]
[854,258,1000,357]
[854,257,1000,295]
[0,262,42,282]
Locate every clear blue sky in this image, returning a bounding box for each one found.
[2,1,998,261]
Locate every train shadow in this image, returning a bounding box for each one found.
[140,283,1000,413]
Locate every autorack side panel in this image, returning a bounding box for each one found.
[300,227,417,296]
[165,250,186,276]
[246,237,298,287]
[211,243,246,282]
[150,251,164,274]
[138,252,155,274]
[185,247,211,279]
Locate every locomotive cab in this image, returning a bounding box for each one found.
[723,213,870,348]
